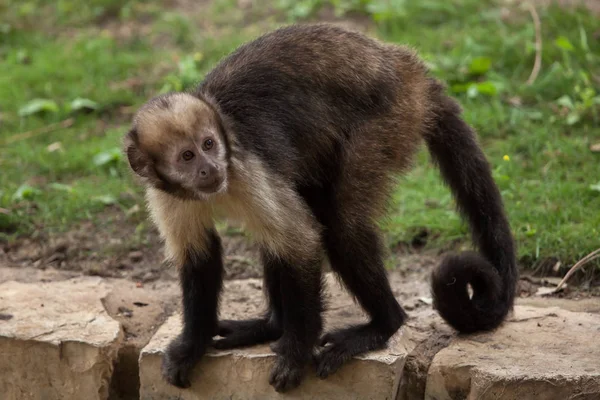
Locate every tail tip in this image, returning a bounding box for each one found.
[431,252,513,334]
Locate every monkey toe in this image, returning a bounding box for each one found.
[161,334,205,389]
[162,363,192,389]
[318,331,338,347]
[214,318,282,349]
[314,341,351,378]
[268,356,305,393]
[315,324,391,379]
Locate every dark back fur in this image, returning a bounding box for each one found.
[198,24,429,192]
[195,23,517,333]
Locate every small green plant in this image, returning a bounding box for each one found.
[18,99,59,117]
[555,85,600,126]
[160,53,204,93]
[93,148,123,177]
[12,184,41,201]
[551,34,600,126]
[275,0,408,22]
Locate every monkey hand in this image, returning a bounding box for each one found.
[161,334,207,389]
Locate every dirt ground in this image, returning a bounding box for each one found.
[2,204,597,295]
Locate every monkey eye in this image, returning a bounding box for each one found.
[181,150,195,161]
[203,138,214,150]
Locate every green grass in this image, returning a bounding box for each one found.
[1,0,599,270]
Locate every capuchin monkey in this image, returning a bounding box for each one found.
[124,23,517,392]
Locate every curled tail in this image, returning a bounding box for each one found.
[424,82,518,333]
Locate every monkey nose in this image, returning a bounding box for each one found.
[198,163,216,179]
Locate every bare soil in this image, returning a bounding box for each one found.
[0,208,262,283]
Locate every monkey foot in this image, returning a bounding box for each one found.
[213,317,282,349]
[161,334,206,388]
[314,323,391,379]
[268,355,306,393]
[267,336,310,392]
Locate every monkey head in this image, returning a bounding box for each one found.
[124,93,229,200]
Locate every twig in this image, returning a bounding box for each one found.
[554,248,600,292]
[2,118,74,145]
[525,2,542,85]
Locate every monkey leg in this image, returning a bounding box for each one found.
[213,249,284,349]
[315,220,407,379]
[161,230,224,389]
[267,251,324,392]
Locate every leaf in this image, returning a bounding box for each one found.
[450,83,470,93]
[93,148,122,167]
[474,81,498,96]
[579,25,589,52]
[590,182,600,192]
[69,98,98,112]
[46,142,63,153]
[555,36,574,52]
[556,95,574,109]
[93,195,117,205]
[468,56,492,75]
[466,81,498,98]
[525,228,537,237]
[12,184,41,201]
[467,84,479,98]
[16,49,29,64]
[566,112,581,125]
[18,99,59,117]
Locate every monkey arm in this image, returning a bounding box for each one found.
[161,229,224,388]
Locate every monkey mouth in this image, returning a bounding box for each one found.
[196,178,225,194]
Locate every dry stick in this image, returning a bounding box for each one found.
[525,2,542,85]
[1,118,74,145]
[554,248,600,292]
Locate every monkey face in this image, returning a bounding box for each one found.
[124,93,229,200]
[159,130,228,198]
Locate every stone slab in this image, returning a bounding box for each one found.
[140,274,427,400]
[0,277,123,400]
[425,305,600,400]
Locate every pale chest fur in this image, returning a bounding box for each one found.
[146,155,321,266]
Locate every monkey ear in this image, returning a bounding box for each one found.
[126,144,151,178]
[124,129,152,178]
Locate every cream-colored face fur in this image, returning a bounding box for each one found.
[126,93,229,201]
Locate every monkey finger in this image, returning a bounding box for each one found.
[318,333,336,347]
[213,335,249,350]
[213,330,274,350]
[216,320,237,336]
[314,343,350,379]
